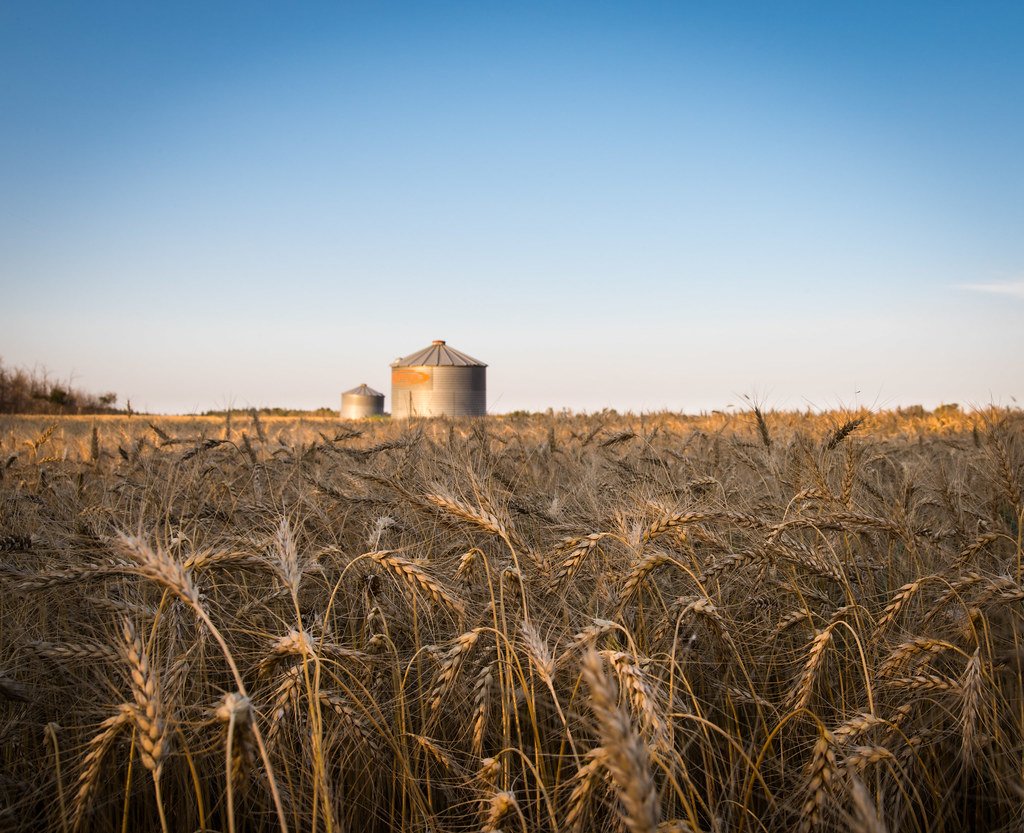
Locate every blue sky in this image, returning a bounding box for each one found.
[1,2,1022,413]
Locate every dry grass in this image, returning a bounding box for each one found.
[0,406,1021,832]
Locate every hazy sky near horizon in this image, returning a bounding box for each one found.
[2,2,1022,414]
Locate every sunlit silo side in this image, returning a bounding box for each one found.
[340,384,385,419]
[390,340,486,418]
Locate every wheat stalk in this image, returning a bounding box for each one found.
[477,755,502,785]
[216,691,255,833]
[424,491,517,544]
[15,562,131,591]
[182,548,270,572]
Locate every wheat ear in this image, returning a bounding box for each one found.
[877,638,956,677]
[471,654,497,757]
[799,731,836,833]
[581,650,659,833]
[428,628,482,713]
[555,533,610,586]
[960,648,983,767]
[71,705,133,832]
[601,650,667,747]
[565,748,609,832]
[369,550,465,616]
[481,790,519,833]
[791,624,836,711]
[877,579,929,631]
[121,619,170,780]
[616,552,675,611]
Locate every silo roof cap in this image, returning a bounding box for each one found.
[343,383,384,397]
[391,340,487,368]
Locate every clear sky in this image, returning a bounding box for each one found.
[2,2,1022,414]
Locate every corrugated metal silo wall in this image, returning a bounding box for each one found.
[340,394,385,419]
[391,366,486,418]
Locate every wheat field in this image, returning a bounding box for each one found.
[0,408,1021,833]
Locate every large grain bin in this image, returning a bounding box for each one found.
[390,340,486,418]
[340,384,385,419]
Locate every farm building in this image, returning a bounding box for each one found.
[340,384,384,419]
[390,340,486,418]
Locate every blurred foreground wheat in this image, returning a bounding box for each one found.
[0,407,1021,832]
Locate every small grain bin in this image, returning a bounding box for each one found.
[340,384,385,419]
[390,340,486,418]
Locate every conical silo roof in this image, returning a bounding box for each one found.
[391,340,487,368]
[343,383,384,397]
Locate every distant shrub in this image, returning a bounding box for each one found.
[202,406,338,418]
[0,359,119,415]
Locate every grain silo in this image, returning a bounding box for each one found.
[390,340,486,418]
[340,384,385,419]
